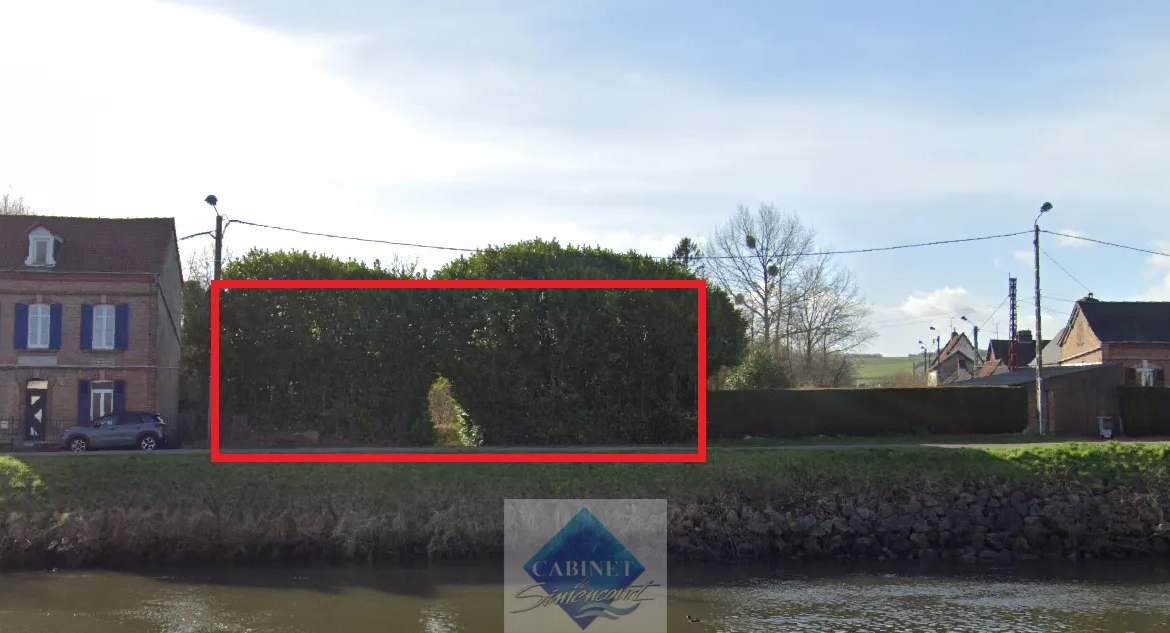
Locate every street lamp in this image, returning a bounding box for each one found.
[960,315,980,367]
[204,195,227,281]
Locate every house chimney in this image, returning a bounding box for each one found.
[1018,330,1033,343]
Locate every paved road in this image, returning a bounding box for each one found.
[6,438,1166,457]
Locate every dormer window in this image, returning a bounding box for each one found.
[26,227,58,267]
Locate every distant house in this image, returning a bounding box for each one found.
[928,331,980,386]
[975,330,1050,378]
[1029,328,1064,369]
[1056,295,1170,386]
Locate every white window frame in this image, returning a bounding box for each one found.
[28,303,50,349]
[25,227,57,267]
[93,304,116,350]
[91,381,115,422]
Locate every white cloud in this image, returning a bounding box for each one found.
[1146,241,1170,269]
[1054,229,1092,247]
[898,286,980,319]
[1014,250,1033,264]
[1142,240,1170,300]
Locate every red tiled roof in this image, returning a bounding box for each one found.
[976,358,1001,378]
[0,215,176,274]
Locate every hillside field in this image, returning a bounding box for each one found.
[850,354,918,381]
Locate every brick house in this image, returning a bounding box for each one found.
[1055,295,1169,387]
[0,216,183,443]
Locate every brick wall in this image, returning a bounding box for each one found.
[1103,343,1170,366]
[153,239,184,421]
[1060,310,1102,365]
[1,367,151,426]
[0,274,160,422]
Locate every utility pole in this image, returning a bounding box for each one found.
[214,217,224,280]
[204,195,228,445]
[1034,202,1053,434]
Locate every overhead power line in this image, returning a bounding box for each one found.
[1042,230,1170,258]
[979,294,1010,331]
[219,218,1030,261]
[230,219,479,253]
[1041,248,1092,294]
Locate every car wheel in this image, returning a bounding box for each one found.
[69,437,89,452]
[138,435,158,451]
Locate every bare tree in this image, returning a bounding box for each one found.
[1,192,32,215]
[788,254,874,386]
[706,205,815,346]
[184,244,235,288]
[707,204,875,387]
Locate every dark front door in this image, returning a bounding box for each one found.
[24,379,49,441]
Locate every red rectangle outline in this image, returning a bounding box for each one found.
[209,278,708,463]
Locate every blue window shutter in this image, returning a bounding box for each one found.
[78,380,91,423]
[113,380,126,413]
[14,303,27,350]
[80,305,93,350]
[49,303,63,350]
[115,304,130,350]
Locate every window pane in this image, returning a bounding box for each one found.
[91,386,114,420]
[29,304,49,347]
[34,240,47,262]
[94,305,115,349]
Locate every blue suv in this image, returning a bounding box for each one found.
[59,411,174,452]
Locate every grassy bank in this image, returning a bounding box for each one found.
[2,443,1168,568]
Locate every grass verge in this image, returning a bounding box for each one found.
[710,433,1080,447]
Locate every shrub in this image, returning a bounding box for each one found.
[427,377,483,447]
[725,346,790,390]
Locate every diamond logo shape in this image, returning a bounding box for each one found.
[523,508,646,630]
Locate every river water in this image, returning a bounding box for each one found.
[1,562,1168,632]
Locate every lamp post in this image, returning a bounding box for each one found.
[960,315,980,368]
[199,195,234,446]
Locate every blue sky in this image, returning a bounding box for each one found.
[2,0,1169,355]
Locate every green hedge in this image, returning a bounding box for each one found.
[1119,387,1170,437]
[708,387,1029,439]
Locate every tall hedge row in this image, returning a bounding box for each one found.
[707,387,1029,439]
[206,241,748,445]
[434,240,747,444]
[1118,387,1170,437]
